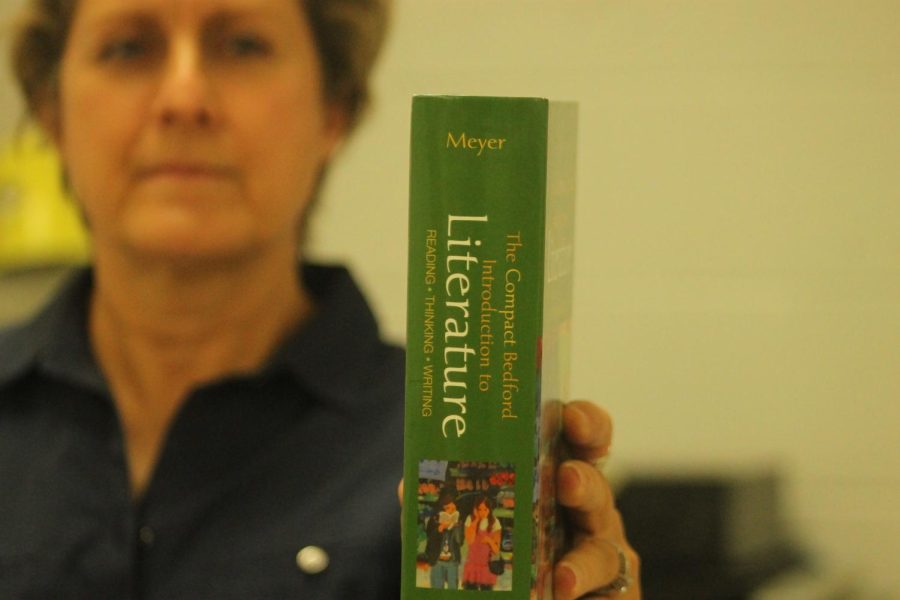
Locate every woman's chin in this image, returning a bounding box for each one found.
[111,228,268,267]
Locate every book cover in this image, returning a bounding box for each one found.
[402,96,577,598]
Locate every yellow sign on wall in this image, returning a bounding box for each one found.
[0,127,90,270]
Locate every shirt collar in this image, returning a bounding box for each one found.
[0,264,402,414]
[270,263,403,414]
[0,269,106,393]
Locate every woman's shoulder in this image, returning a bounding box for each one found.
[0,268,92,387]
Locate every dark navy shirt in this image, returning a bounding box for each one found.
[0,265,404,599]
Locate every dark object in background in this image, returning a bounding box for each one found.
[618,469,805,600]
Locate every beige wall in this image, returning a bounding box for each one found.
[0,0,24,140]
[314,1,900,593]
[2,0,898,594]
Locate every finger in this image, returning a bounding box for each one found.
[556,460,642,599]
[554,538,642,600]
[557,460,621,538]
[397,479,404,506]
[553,538,619,600]
[563,401,613,462]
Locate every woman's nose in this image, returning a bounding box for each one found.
[154,38,215,128]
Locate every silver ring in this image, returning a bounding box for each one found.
[581,539,632,597]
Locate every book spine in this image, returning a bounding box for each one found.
[402,96,575,598]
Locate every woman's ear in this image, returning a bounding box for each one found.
[36,96,63,148]
[321,103,349,161]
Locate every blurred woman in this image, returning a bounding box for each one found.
[1,0,640,598]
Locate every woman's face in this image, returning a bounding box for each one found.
[475,501,490,520]
[54,0,344,263]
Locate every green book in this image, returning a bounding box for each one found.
[402,96,577,598]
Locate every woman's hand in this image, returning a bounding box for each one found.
[486,532,501,554]
[554,401,641,599]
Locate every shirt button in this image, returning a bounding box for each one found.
[296,546,329,575]
[138,526,156,547]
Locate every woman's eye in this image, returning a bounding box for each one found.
[99,38,149,62]
[225,34,271,58]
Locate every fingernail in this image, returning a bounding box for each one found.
[559,462,582,498]
[564,461,582,483]
[566,404,588,433]
[555,561,577,593]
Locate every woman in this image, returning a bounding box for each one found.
[462,494,502,591]
[1,0,640,598]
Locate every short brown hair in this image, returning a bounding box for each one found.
[10,0,390,131]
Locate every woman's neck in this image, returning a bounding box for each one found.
[88,248,310,498]
[90,249,310,402]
